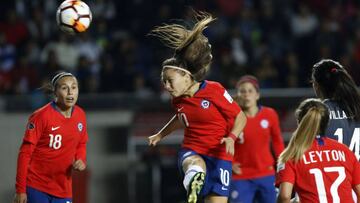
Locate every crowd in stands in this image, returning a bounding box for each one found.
[0,0,359,95]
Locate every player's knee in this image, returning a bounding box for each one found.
[182,155,206,171]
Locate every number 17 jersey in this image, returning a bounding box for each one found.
[276,137,360,203]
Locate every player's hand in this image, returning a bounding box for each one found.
[13,193,27,203]
[232,162,242,175]
[73,159,86,171]
[148,133,162,146]
[220,137,235,155]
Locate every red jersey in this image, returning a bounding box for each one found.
[16,102,88,198]
[276,137,360,203]
[233,106,284,179]
[172,80,241,161]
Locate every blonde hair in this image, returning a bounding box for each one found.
[278,98,329,163]
[150,11,215,81]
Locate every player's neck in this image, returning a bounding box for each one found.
[54,103,73,118]
[184,81,200,97]
[245,105,259,117]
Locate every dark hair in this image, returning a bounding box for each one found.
[150,11,215,81]
[312,59,360,121]
[40,71,76,96]
[236,75,259,91]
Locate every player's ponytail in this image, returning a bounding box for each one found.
[150,11,215,81]
[278,99,329,163]
[312,59,360,121]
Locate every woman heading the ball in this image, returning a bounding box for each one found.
[148,12,247,203]
[14,72,88,203]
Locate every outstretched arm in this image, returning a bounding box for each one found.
[148,115,183,146]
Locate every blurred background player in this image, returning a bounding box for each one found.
[276,98,360,203]
[147,12,247,203]
[14,72,88,203]
[311,59,360,160]
[230,75,284,203]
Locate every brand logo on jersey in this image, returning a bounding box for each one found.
[231,191,239,199]
[260,119,269,129]
[177,107,184,112]
[51,126,60,131]
[221,186,228,191]
[78,123,83,132]
[27,122,35,130]
[201,100,210,109]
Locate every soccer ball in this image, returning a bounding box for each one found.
[56,0,92,34]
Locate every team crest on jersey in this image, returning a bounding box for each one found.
[260,119,269,129]
[201,99,210,109]
[78,123,83,132]
[27,122,35,130]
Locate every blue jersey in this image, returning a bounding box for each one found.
[324,99,360,160]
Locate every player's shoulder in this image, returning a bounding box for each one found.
[260,106,278,117]
[324,137,350,150]
[205,80,225,90]
[29,103,52,120]
[74,105,86,116]
[261,106,276,113]
[323,99,340,110]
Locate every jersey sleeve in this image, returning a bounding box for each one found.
[15,143,35,193]
[211,83,241,120]
[23,113,45,144]
[276,161,296,187]
[75,114,88,163]
[270,109,285,158]
[16,113,45,193]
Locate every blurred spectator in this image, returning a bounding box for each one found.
[75,55,98,93]
[26,7,51,45]
[0,0,359,95]
[10,55,39,94]
[0,9,28,46]
[0,32,16,72]
[41,34,79,71]
[76,33,102,73]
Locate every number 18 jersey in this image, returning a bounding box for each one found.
[16,102,88,198]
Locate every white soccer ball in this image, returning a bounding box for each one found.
[56,0,92,34]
